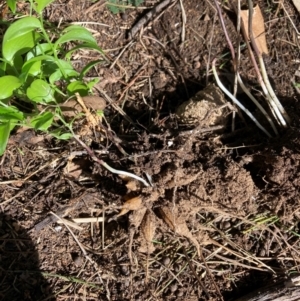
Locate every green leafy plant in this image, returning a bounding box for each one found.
[106,0,144,14]
[0,0,104,155]
[0,0,149,187]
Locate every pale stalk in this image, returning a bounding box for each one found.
[57,115,150,187]
[213,0,277,135]
[212,59,271,138]
[247,0,290,126]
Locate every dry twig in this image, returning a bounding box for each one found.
[128,0,176,39]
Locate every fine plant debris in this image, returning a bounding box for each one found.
[1,0,300,300]
[106,0,144,14]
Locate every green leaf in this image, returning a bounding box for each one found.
[3,31,41,63]
[0,76,22,100]
[22,55,56,70]
[107,0,144,14]
[50,129,72,140]
[21,55,55,82]
[79,59,103,79]
[24,60,42,78]
[0,122,11,156]
[25,43,54,61]
[55,26,97,48]
[42,59,78,78]
[67,81,89,96]
[107,0,125,14]
[86,78,99,90]
[6,0,17,13]
[33,0,56,14]
[64,42,104,60]
[96,110,104,117]
[49,70,63,84]
[29,111,54,130]
[0,106,24,121]
[2,17,42,62]
[3,17,41,41]
[133,0,144,6]
[27,79,55,103]
[0,61,6,76]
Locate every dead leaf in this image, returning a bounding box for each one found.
[75,93,101,128]
[240,5,269,55]
[118,195,143,217]
[60,95,106,118]
[129,207,147,229]
[139,210,156,254]
[291,0,300,13]
[204,13,210,21]
[159,205,176,230]
[126,180,140,191]
[141,210,156,243]
[63,160,83,180]
[159,206,200,256]
[81,96,106,111]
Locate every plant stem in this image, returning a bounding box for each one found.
[247,0,290,126]
[213,0,278,135]
[39,16,67,79]
[73,132,150,187]
[57,115,149,187]
[212,59,272,138]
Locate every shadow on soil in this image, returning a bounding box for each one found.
[0,213,55,301]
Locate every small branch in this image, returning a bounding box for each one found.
[128,0,175,39]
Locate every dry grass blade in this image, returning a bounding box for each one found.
[243,0,290,126]
[183,247,211,300]
[212,59,272,137]
[57,217,104,224]
[50,212,104,284]
[212,0,278,135]
[179,0,186,44]
[56,217,84,230]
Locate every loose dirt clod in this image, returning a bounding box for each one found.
[175,84,229,126]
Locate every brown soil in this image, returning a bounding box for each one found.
[1,1,300,300]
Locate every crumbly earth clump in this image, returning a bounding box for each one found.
[175,84,229,126]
